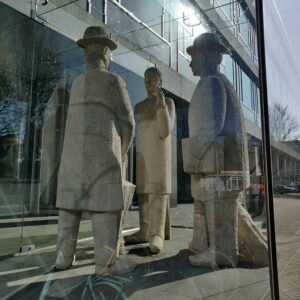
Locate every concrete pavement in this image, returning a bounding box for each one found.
[273,194,300,300]
[0,204,272,299]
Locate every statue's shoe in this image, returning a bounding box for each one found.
[189,250,218,268]
[238,253,269,266]
[44,265,68,274]
[95,258,137,275]
[188,241,206,254]
[189,250,239,268]
[149,235,163,254]
[124,231,148,244]
[118,242,128,255]
[51,254,75,272]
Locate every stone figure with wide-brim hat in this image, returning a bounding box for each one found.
[186,32,227,56]
[77,26,117,50]
[53,26,136,275]
[183,32,268,268]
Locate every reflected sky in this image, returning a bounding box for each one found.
[264,0,300,129]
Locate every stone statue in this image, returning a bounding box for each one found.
[54,26,136,275]
[183,32,268,267]
[125,67,175,253]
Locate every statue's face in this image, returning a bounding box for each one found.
[189,50,205,76]
[103,47,111,67]
[144,73,161,94]
[85,43,111,69]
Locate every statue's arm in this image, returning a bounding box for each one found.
[156,94,176,139]
[191,76,227,160]
[115,77,135,160]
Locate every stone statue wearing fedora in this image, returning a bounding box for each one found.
[125,67,175,253]
[183,32,268,267]
[54,26,136,275]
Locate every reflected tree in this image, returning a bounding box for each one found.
[0,63,25,138]
[0,19,64,130]
[0,18,64,184]
[269,102,299,142]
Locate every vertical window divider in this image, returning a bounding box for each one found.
[103,0,108,24]
[255,0,280,298]
[86,0,91,13]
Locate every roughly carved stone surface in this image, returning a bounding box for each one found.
[55,26,135,274]
[56,68,134,212]
[125,68,175,253]
[135,92,175,194]
[238,204,269,266]
[184,32,266,267]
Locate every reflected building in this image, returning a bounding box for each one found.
[0,0,299,257]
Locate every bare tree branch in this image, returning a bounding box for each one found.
[269,102,299,142]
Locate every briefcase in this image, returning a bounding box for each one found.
[182,136,224,175]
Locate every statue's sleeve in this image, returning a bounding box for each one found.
[115,76,135,159]
[157,98,176,139]
[191,76,227,160]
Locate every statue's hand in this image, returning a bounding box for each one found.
[156,87,166,108]
[122,155,128,169]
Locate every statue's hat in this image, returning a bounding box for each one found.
[186,32,227,55]
[77,26,117,50]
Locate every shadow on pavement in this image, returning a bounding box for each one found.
[6,247,267,299]
[8,249,215,299]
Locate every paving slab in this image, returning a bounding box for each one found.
[0,226,271,300]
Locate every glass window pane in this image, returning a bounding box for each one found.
[221,54,234,84]
[242,70,252,108]
[263,0,300,298]
[0,7,35,256]
[122,0,162,36]
[0,1,276,299]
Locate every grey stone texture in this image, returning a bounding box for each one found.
[125,68,175,253]
[183,32,267,267]
[135,98,175,195]
[54,26,135,274]
[238,204,269,265]
[56,69,134,212]
[183,72,249,176]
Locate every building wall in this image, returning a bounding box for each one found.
[0,0,299,255]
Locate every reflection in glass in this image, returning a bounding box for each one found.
[183,32,268,268]
[125,67,175,254]
[0,0,276,299]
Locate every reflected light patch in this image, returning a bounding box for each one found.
[0,266,41,276]
[141,270,169,277]
[193,24,207,36]
[7,265,94,287]
[178,3,199,25]
[178,3,207,37]
[184,10,201,26]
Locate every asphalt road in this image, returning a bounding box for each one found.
[273,194,300,299]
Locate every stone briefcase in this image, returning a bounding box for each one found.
[182,136,224,175]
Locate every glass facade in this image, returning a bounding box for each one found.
[0,0,297,298]
[263,0,300,299]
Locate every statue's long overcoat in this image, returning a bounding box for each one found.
[56,70,135,212]
[135,98,175,194]
[187,72,249,177]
